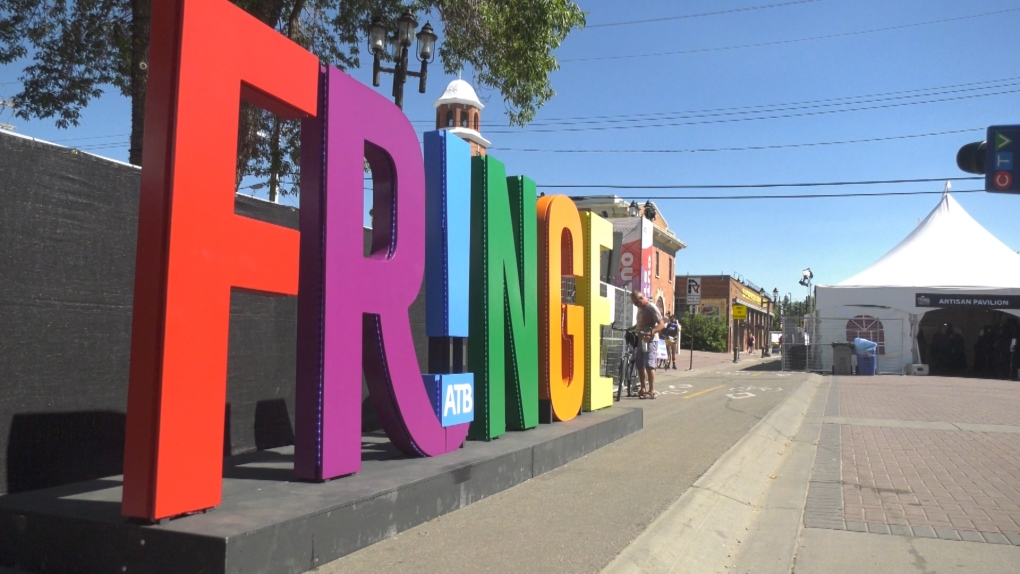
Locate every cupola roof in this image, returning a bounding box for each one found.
[434,79,483,109]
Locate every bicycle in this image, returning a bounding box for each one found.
[610,323,644,401]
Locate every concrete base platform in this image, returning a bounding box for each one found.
[0,407,641,574]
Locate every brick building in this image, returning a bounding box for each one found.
[570,197,686,317]
[675,275,777,354]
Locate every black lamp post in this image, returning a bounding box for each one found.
[732,297,740,364]
[771,287,779,347]
[368,12,438,109]
[627,200,640,217]
[757,288,765,357]
[643,200,656,221]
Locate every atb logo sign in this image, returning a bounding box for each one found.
[425,373,475,427]
[442,377,474,426]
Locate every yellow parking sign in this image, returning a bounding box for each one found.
[732,304,747,320]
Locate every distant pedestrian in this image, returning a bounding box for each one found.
[664,315,680,369]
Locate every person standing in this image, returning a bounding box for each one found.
[664,315,680,369]
[630,291,665,398]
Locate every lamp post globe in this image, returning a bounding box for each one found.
[416,22,437,60]
[397,11,417,46]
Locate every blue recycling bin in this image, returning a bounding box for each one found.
[856,354,877,375]
[853,337,877,376]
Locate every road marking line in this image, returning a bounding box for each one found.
[683,384,726,400]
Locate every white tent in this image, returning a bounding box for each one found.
[814,193,1020,374]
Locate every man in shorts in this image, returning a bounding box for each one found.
[630,290,665,399]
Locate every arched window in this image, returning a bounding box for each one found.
[446,110,453,127]
[460,107,469,127]
[473,111,480,131]
[846,315,885,355]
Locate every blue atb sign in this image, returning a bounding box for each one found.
[986,125,1020,193]
[424,373,474,427]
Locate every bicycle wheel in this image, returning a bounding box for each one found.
[615,360,624,401]
[625,359,637,397]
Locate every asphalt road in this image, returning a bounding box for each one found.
[315,358,807,574]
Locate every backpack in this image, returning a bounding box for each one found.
[665,322,679,338]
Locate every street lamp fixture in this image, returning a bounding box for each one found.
[368,12,438,109]
[643,200,656,221]
[798,268,814,314]
[799,268,813,287]
[770,287,778,353]
[759,288,766,357]
[628,200,640,217]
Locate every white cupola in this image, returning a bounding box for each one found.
[434,79,490,155]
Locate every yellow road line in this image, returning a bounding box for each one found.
[683,384,726,400]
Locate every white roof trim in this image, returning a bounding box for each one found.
[441,126,491,148]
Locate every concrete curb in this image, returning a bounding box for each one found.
[601,374,824,574]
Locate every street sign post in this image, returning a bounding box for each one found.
[732,304,747,320]
[686,277,702,307]
[987,125,1020,193]
[688,304,697,370]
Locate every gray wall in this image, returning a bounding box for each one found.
[0,133,318,495]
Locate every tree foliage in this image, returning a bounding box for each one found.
[781,295,814,320]
[679,313,729,353]
[0,0,585,198]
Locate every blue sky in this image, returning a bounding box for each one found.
[2,0,1019,303]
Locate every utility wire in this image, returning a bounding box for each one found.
[597,189,987,200]
[540,176,981,190]
[498,81,1020,128]
[586,0,822,29]
[408,75,1020,126]
[493,128,982,154]
[563,8,1020,63]
[484,88,1019,134]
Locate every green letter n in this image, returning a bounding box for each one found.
[468,155,539,440]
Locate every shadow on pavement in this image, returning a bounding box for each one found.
[739,359,783,372]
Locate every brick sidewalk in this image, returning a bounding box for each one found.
[806,375,1020,545]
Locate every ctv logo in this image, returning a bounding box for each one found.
[121,0,615,522]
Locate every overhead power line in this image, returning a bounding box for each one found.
[563,8,1020,63]
[484,88,1019,134]
[406,75,1020,127]
[540,176,981,190]
[507,81,1020,128]
[493,128,981,154]
[586,0,821,29]
[598,189,987,201]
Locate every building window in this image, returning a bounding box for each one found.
[460,107,469,127]
[446,110,453,127]
[846,315,885,355]
[668,257,673,282]
[655,251,660,277]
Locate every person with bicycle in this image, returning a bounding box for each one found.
[630,290,665,399]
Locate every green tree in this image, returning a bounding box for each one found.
[679,314,729,353]
[0,0,585,199]
[781,295,813,320]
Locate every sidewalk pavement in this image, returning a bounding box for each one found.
[604,371,1020,573]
